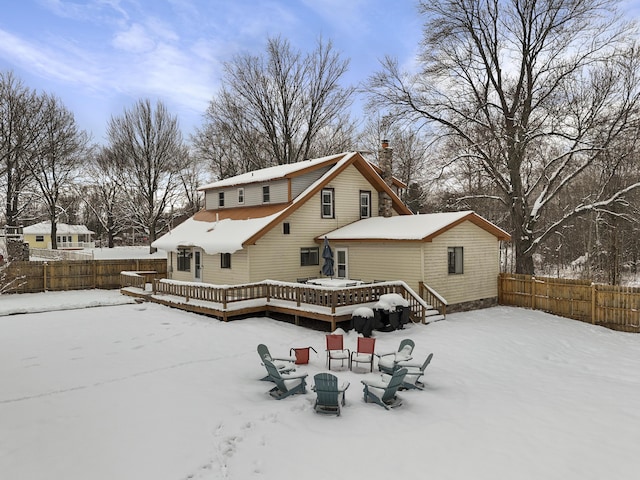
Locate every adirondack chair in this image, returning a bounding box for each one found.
[361,367,408,410]
[262,358,308,400]
[399,353,434,390]
[257,344,296,381]
[350,337,376,372]
[326,334,350,370]
[376,339,415,375]
[312,373,350,416]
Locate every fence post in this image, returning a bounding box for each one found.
[591,283,596,325]
[531,276,536,310]
[43,262,48,291]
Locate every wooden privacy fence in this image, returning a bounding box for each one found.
[498,273,640,333]
[3,259,167,293]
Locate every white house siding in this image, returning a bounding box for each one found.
[199,249,251,285]
[422,221,500,304]
[204,178,291,209]
[247,165,382,282]
[337,242,424,288]
[167,249,250,285]
[290,166,331,198]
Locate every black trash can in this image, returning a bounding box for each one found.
[388,308,401,330]
[374,307,394,332]
[398,305,411,328]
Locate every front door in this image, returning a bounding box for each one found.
[336,248,348,279]
[194,249,202,281]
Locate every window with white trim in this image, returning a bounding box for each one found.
[221,253,231,269]
[238,188,244,204]
[321,188,334,218]
[448,247,464,274]
[360,190,371,218]
[177,249,191,272]
[300,247,319,266]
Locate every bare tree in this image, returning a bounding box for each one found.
[80,146,129,248]
[0,71,44,258]
[26,94,89,249]
[367,0,640,274]
[107,99,187,253]
[176,151,205,217]
[360,115,435,212]
[193,36,355,176]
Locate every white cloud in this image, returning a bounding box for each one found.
[112,23,155,53]
[0,29,103,88]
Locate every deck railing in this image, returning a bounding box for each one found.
[419,282,448,319]
[146,279,433,322]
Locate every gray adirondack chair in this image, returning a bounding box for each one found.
[262,358,308,400]
[376,339,415,375]
[257,343,296,381]
[399,353,433,390]
[361,367,408,409]
[312,373,350,416]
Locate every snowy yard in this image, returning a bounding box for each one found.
[1,291,639,479]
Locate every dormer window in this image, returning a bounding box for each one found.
[218,191,225,208]
[360,190,371,218]
[263,185,270,203]
[321,188,334,218]
[238,187,244,205]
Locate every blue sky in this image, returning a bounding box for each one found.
[0,0,423,143]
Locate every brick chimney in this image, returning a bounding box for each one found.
[378,140,393,218]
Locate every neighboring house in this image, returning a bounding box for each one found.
[152,147,511,309]
[23,222,95,250]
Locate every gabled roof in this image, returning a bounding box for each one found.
[197,153,348,191]
[23,221,94,235]
[319,211,511,242]
[152,152,412,254]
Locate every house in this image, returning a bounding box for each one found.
[23,222,95,250]
[152,145,510,310]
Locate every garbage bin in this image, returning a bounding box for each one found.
[388,308,401,330]
[374,307,394,332]
[398,305,411,328]
[352,307,375,337]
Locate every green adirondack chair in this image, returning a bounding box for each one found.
[257,343,296,381]
[262,358,308,400]
[399,353,433,390]
[376,339,415,375]
[312,373,350,416]
[361,367,408,410]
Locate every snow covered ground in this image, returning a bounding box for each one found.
[1,290,640,479]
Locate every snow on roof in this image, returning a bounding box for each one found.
[23,221,94,235]
[151,214,280,254]
[198,153,347,190]
[322,211,509,241]
[153,153,359,254]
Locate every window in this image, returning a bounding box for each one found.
[321,188,334,218]
[238,188,244,205]
[360,190,371,218]
[283,222,290,235]
[177,249,191,272]
[218,191,225,207]
[448,247,464,274]
[221,253,231,269]
[35,235,44,242]
[262,185,270,203]
[300,247,319,266]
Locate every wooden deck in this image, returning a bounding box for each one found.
[120,275,446,331]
